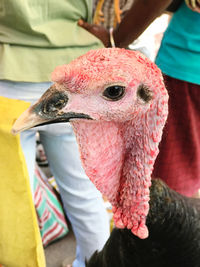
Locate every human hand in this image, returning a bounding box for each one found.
[78,19,111,47]
[185,0,200,13]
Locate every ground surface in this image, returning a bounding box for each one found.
[45,230,76,267]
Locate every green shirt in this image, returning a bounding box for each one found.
[0,0,103,82]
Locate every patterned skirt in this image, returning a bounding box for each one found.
[153,75,200,197]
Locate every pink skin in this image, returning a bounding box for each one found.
[51,48,168,238]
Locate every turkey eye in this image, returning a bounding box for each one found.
[137,84,152,103]
[103,85,125,101]
[43,92,68,114]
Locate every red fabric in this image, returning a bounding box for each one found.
[153,75,200,197]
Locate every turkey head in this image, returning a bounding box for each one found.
[12,48,168,239]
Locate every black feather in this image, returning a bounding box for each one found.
[86,179,200,267]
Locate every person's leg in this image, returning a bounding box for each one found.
[39,123,110,267]
[20,130,37,194]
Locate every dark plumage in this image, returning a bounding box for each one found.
[87,179,200,267]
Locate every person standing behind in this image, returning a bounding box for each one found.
[152,1,200,197]
[0,1,110,267]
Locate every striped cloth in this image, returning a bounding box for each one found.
[34,166,68,247]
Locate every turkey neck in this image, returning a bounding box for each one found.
[148,179,200,235]
[86,180,200,267]
[147,179,200,264]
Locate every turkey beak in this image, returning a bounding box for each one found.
[11,85,92,135]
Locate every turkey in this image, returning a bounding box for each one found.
[12,48,200,266]
[86,179,200,267]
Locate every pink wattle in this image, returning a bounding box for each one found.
[72,105,166,239]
